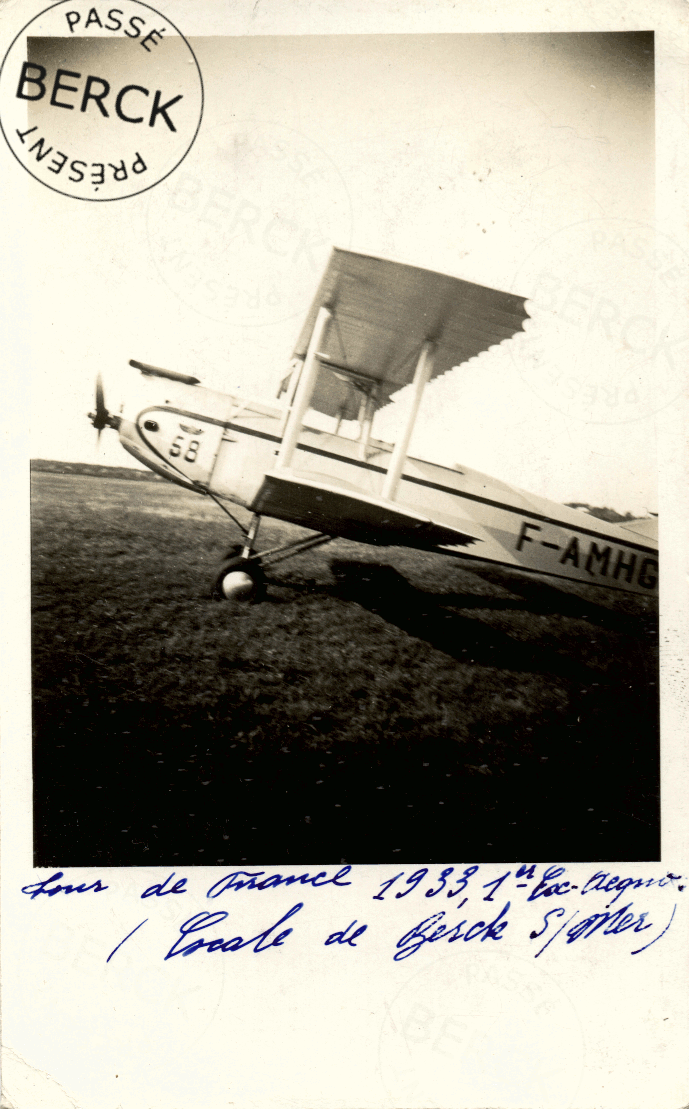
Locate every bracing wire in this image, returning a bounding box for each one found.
[205,490,250,537]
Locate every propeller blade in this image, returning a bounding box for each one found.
[95,373,106,422]
[91,373,109,432]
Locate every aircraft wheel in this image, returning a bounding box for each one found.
[211,556,266,602]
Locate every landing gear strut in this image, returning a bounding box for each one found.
[211,513,332,602]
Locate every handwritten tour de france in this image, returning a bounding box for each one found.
[21,863,683,963]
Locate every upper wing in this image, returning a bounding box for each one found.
[289,249,530,417]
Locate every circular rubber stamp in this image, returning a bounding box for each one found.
[510,219,688,425]
[0,0,203,201]
[146,119,352,328]
[378,951,584,1107]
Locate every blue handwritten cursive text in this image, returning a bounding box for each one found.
[22,872,108,899]
[207,866,351,899]
[164,903,303,959]
[394,900,510,960]
[529,900,676,958]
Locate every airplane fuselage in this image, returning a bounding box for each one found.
[116,373,658,598]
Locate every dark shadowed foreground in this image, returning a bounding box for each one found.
[32,469,659,866]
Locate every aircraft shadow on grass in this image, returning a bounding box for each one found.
[264,559,657,687]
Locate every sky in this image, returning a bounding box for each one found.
[7,30,664,513]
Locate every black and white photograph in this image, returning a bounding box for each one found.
[2,3,687,1108]
[27,30,662,866]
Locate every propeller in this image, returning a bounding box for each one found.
[89,373,110,443]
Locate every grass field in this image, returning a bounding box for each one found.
[32,469,659,866]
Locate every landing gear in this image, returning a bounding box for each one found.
[211,552,267,602]
[210,513,333,602]
[211,514,267,602]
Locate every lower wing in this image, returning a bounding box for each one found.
[251,472,479,550]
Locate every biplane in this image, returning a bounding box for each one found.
[90,249,658,602]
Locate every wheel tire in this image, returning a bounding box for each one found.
[211,556,266,602]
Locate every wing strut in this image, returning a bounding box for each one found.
[381,340,435,501]
[357,391,376,459]
[278,358,303,437]
[275,305,331,470]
